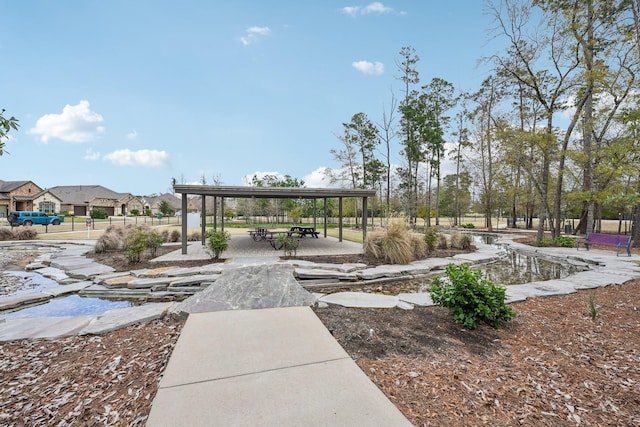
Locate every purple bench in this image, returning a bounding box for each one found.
[576,232,632,257]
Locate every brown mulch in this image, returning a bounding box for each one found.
[1,241,639,425]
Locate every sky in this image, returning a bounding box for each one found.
[1,1,501,196]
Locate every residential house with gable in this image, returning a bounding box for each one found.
[0,180,43,217]
[34,185,144,216]
[141,193,182,215]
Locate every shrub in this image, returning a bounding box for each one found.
[170,229,181,242]
[410,233,428,260]
[437,233,448,249]
[460,223,476,229]
[147,230,165,257]
[277,233,299,257]
[0,228,14,241]
[94,225,127,253]
[205,230,231,259]
[424,227,439,253]
[130,209,140,216]
[450,233,472,250]
[161,229,169,242]
[364,222,413,264]
[538,235,576,248]
[126,227,148,263]
[187,231,200,241]
[90,208,108,219]
[430,263,516,329]
[14,228,38,240]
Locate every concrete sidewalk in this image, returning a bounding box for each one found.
[147,306,412,426]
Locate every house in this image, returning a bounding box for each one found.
[141,193,182,215]
[34,185,144,216]
[0,180,43,218]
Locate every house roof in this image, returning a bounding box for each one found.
[0,180,32,193]
[46,185,122,205]
[143,193,181,208]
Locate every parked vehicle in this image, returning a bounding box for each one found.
[7,211,65,226]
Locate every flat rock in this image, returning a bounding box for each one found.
[80,302,172,335]
[318,292,399,308]
[398,292,434,306]
[294,268,358,281]
[103,275,135,288]
[0,315,95,341]
[66,264,115,279]
[33,266,69,282]
[169,274,221,287]
[171,264,316,319]
[0,293,51,312]
[41,281,93,297]
[358,263,432,280]
[127,277,175,289]
[140,266,180,277]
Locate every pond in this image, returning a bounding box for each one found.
[311,247,586,295]
[1,271,139,317]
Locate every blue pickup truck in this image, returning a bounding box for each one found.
[7,211,65,226]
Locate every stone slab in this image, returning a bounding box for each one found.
[294,268,358,281]
[0,293,51,311]
[41,281,93,297]
[127,277,175,289]
[80,302,172,335]
[398,292,434,306]
[66,264,115,279]
[168,274,220,287]
[171,264,316,318]
[0,315,95,341]
[318,292,399,308]
[33,266,69,282]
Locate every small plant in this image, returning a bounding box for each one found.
[450,233,472,250]
[460,223,476,229]
[429,263,516,329]
[277,233,299,257]
[588,294,599,321]
[364,222,413,264]
[126,228,148,263]
[169,229,181,242]
[146,230,165,257]
[205,230,231,259]
[424,227,439,253]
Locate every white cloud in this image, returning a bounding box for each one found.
[103,149,169,167]
[240,26,271,46]
[352,60,384,75]
[84,149,101,161]
[126,130,138,140]
[29,100,104,143]
[303,168,333,188]
[342,2,393,16]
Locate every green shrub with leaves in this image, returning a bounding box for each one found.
[460,223,476,229]
[424,227,439,253]
[126,228,148,263]
[429,263,516,329]
[205,230,231,259]
[146,230,165,257]
[537,235,576,247]
[90,208,109,219]
[277,233,299,257]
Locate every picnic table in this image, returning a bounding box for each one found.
[289,226,319,238]
[248,228,268,241]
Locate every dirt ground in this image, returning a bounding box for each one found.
[1,241,640,426]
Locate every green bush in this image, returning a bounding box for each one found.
[460,223,476,229]
[277,233,299,257]
[90,208,109,219]
[147,230,165,257]
[424,227,439,253]
[537,235,576,247]
[429,263,516,329]
[205,230,231,259]
[130,209,140,216]
[126,228,148,263]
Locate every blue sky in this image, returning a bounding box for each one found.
[1,1,499,196]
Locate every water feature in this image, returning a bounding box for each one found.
[1,271,139,317]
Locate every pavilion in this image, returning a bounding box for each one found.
[172,184,377,254]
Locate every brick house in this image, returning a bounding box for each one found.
[0,180,43,218]
[34,185,144,216]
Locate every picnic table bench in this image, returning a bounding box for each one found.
[576,232,632,257]
[290,226,319,238]
[248,228,268,241]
